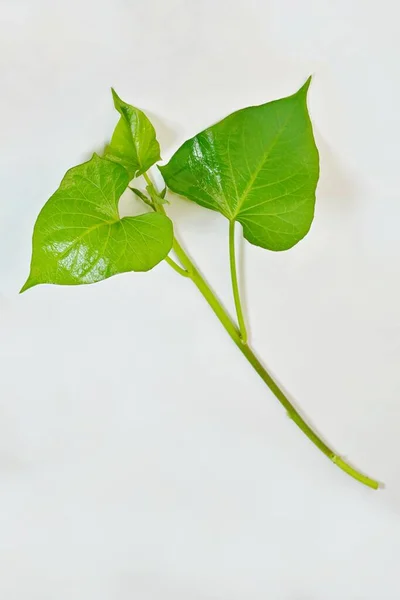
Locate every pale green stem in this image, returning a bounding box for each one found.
[142,172,189,277]
[145,173,380,490]
[229,220,248,343]
[143,172,154,188]
[165,256,189,277]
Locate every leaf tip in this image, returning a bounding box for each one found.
[19,276,36,294]
[299,75,313,96]
[111,87,122,110]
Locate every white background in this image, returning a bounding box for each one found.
[1,0,400,598]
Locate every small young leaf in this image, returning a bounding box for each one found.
[159,78,319,251]
[146,184,168,206]
[105,89,161,179]
[105,89,161,180]
[21,155,173,292]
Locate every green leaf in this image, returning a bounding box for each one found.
[21,155,173,292]
[159,78,319,251]
[105,89,161,180]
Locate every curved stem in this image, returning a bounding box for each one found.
[146,172,380,489]
[229,220,248,343]
[174,239,379,489]
[165,255,189,277]
[142,173,189,277]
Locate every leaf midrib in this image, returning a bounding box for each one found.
[50,213,164,263]
[52,218,117,261]
[231,102,297,220]
[121,106,143,172]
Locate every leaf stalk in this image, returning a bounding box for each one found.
[229,220,248,343]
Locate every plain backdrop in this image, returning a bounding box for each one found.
[1,0,400,598]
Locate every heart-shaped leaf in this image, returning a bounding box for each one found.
[159,78,319,251]
[105,89,161,179]
[21,155,173,292]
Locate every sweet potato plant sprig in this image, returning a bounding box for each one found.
[22,79,380,489]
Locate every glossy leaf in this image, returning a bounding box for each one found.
[21,155,173,292]
[105,89,161,179]
[160,78,319,251]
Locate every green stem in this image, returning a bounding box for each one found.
[142,173,189,278]
[146,173,380,489]
[165,255,189,277]
[229,220,248,343]
[174,238,379,489]
[143,172,154,188]
[172,236,242,339]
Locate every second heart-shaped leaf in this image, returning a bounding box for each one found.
[21,155,173,291]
